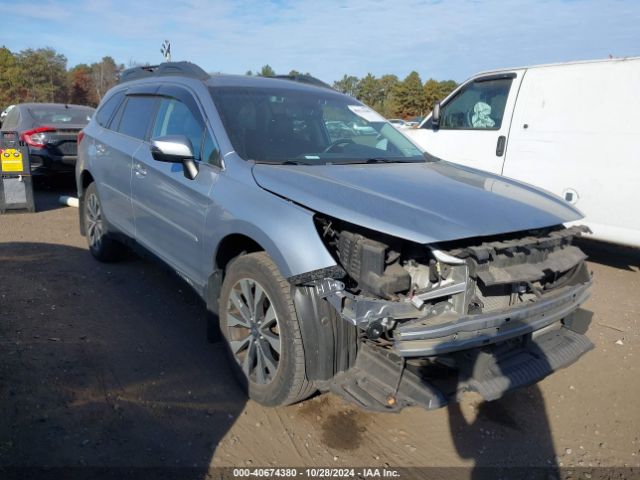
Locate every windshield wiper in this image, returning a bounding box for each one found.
[365,157,396,163]
[361,157,424,164]
[254,160,312,166]
[282,160,308,165]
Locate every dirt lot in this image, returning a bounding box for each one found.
[1,179,639,477]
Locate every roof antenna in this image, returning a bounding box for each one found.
[160,40,171,62]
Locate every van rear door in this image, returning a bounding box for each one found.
[408,71,523,174]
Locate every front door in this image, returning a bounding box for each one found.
[410,72,522,174]
[131,89,221,288]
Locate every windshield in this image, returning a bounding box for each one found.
[27,105,94,125]
[209,86,425,164]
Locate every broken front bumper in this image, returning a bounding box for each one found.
[312,267,593,412]
[394,279,592,357]
[329,320,594,412]
[314,269,592,359]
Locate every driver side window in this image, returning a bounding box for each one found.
[152,98,204,160]
[440,78,513,130]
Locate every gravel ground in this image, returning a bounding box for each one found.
[0,178,638,477]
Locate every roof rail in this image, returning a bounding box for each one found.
[119,61,210,84]
[273,74,334,90]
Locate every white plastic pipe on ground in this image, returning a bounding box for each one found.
[58,196,79,208]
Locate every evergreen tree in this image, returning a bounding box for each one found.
[394,71,425,118]
[332,74,359,97]
[258,64,275,77]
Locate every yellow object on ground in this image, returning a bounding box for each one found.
[1,148,24,173]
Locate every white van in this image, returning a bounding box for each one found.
[405,57,640,248]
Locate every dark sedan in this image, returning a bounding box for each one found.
[0,103,94,175]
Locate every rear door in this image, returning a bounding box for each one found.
[410,71,523,174]
[131,85,221,287]
[92,89,158,236]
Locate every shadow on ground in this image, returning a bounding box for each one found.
[0,242,245,477]
[447,386,558,479]
[31,175,77,212]
[577,238,640,271]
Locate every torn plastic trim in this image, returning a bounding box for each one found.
[313,278,420,329]
[287,265,346,285]
[311,245,475,335]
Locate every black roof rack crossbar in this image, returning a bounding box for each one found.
[273,74,334,90]
[119,61,210,84]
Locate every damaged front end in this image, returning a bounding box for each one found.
[292,217,594,412]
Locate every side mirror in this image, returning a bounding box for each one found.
[150,135,199,180]
[431,101,441,129]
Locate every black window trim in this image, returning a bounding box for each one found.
[473,72,517,83]
[108,96,128,132]
[97,89,126,129]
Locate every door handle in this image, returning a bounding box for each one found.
[134,163,147,177]
[496,136,506,157]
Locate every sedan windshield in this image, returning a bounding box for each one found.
[209,86,425,164]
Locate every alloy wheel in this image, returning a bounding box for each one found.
[85,193,104,250]
[226,278,281,385]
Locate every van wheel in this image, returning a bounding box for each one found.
[219,252,316,406]
[83,182,125,262]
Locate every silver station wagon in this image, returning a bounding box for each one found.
[76,62,593,411]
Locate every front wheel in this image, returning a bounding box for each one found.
[219,252,315,406]
[83,182,125,262]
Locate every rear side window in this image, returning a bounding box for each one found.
[116,96,157,140]
[96,91,124,128]
[438,77,513,130]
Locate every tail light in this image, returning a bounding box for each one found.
[21,126,56,148]
[77,130,85,144]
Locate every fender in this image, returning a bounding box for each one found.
[203,174,338,279]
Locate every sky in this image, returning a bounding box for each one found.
[1,0,639,83]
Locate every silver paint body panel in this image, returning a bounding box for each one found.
[77,74,582,295]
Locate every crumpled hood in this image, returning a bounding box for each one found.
[252,161,582,245]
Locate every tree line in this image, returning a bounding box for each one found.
[0,47,122,109]
[249,65,457,120]
[0,47,457,120]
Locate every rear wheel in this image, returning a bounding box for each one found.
[83,182,125,262]
[219,252,315,406]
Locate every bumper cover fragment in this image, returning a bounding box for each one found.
[329,324,593,412]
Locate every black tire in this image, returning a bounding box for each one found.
[219,252,316,406]
[83,182,126,262]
